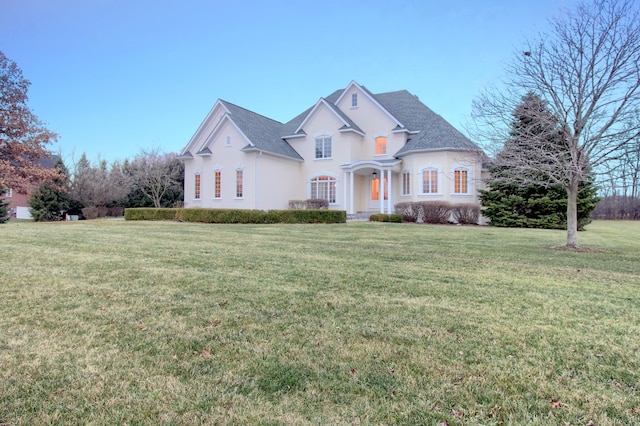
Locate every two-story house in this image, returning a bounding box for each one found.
[179,81,486,216]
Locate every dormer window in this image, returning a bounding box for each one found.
[225,135,231,147]
[351,93,358,107]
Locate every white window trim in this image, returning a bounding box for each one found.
[225,135,232,147]
[235,167,244,200]
[213,167,222,200]
[314,134,333,160]
[451,163,473,196]
[373,133,389,156]
[418,164,443,196]
[193,173,202,201]
[401,169,412,196]
[5,188,12,198]
[308,172,339,205]
[351,93,358,108]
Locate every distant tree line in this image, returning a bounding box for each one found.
[28,148,184,221]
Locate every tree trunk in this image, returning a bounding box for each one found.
[566,186,579,247]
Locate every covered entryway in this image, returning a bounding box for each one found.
[340,159,402,214]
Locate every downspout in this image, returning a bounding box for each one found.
[255,150,263,210]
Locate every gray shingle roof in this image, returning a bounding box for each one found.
[221,101,303,160]
[372,90,481,156]
[205,85,479,161]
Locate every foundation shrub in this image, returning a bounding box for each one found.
[369,214,403,223]
[452,204,480,224]
[394,202,417,222]
[125,208,177,221]
[288,200,306,210]
[126,208,345,223]
[304,198,329,209]
[268,209,345,223]
[418,201,452,224]
[289,199,329,210]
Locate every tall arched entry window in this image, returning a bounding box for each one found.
[310,175,337,204]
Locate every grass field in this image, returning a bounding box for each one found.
[1,219,639,425]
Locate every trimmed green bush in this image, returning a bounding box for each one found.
[125,208,177,221]
[267,209,346,224]
[125,208,346,224]
[369,213,403,223]
[389,214,403,223]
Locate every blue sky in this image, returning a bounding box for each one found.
[2,0,577,164]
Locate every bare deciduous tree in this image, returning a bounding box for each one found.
[471,0,640,247]
[70,153,132,207]
[130,148,183,208]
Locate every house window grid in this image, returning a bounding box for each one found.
[236,169,243,198]
[454,169,469,194]
[351,93,358,107]
[421,169,439,194]
[4,188,12,198]
[315,137,332,159]
[375,136,387,155]
[194,174,201,200]
[214,171,221,199]
[310,175,337,204]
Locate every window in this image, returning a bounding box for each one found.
[4,188,12,198]
[351,93,358,107]
[454,169,469,194]
[194,174,201,199]
[422,169,438,194]
[236,169,243,198]
[315,137,332,159]
[375,136,387,155]
[402,171,411,195]
[310,175,336,203]
[225,136,231,147]
[214,170,221,199]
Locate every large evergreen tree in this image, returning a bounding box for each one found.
[29,157,72,221]
[0,188,9,223]
[480,93,599,230]
[471,0,640,247]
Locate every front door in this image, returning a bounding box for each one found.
[369,175,388,210]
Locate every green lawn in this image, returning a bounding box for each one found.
[1,219,639,425]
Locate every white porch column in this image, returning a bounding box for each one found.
[343,171,348,213]
[379,169,385,214]
[387,170,393,215]
[349,171,355,214]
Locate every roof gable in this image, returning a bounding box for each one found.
[181,100,230,156]
[293,98,364,136]
[334,81,402,128]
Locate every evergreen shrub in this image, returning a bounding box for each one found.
[125,208,346,224]
[0,189,9,223]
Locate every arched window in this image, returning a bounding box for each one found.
[194,174,201,200]
[214,170,221,199]
[375,136,387,155]
[310,175,337,203]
